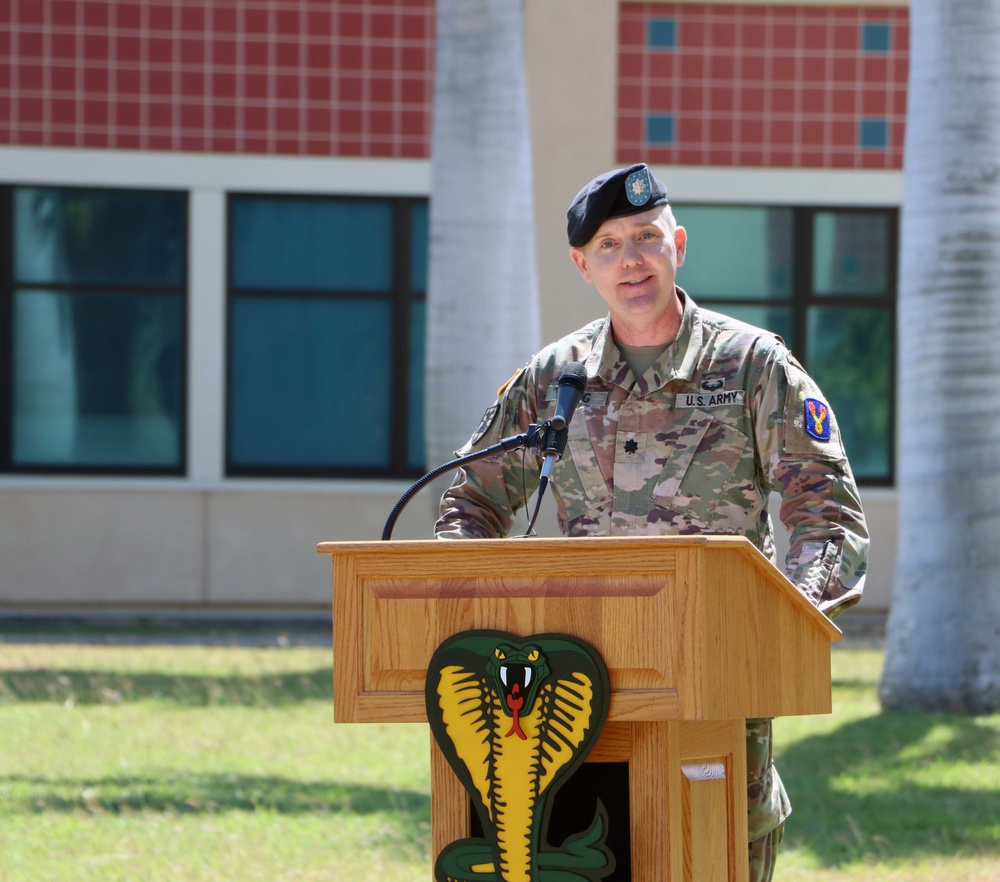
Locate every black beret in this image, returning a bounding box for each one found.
[566,163,669,248]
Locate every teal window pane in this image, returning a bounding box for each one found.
[807,306,892,480]
[859,118,888,149]
[647,114,675,144]
[14,188,185,287]
[231,198,393,292]
[676,206,793,299]
[229,297,392,467]
[410,201,428,292]
[13,290,183,467]
[408,301,426,469]
[649,18,677,49]
[813,212,890,295]
[862,23,891,53]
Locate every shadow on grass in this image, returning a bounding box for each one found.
[0,668,332,706]
[3,772,428,837]
[779,710,1000,867]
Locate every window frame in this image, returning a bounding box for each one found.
[224,192,427,479]
[674,202,898,487]
[0,183,189,477]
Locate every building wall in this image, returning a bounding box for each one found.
[0,0,901,613]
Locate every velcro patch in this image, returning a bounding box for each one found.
[615,432,647,463]
[804,398,831,441]
[545,385,609,408]
[470,402,499,446]
[675,389,746,408]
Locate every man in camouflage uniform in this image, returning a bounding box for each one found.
[435,163,869,881]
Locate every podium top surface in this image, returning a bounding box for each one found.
[317,534,840,643]
[321,534,842,723]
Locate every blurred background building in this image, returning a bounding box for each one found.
[0,0,902,613]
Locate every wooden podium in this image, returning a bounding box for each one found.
[317,534,840,882]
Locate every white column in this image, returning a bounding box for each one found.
[187,188,226,484]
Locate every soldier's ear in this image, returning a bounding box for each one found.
[674,226,687,267]
[570,247,592,283]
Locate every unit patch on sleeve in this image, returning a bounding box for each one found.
[804,397,832,441]
[470,402,500,446]
[782,358,844,458]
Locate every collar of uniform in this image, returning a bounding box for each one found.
[670,288,704,383]
[587,317,632,387]
[587,289,704,392]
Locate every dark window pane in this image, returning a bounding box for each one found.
[675,206,793,300]
[229,297,392,467]
[231,198,393,292]
[408,301,426,469]
[813,212,890,296]
[13,290,183,467]
[410,201,429,293]
[807,306,892,480]
[14,188,185,287]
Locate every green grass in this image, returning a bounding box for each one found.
[0,640,998,881]
[774,650,1000,881]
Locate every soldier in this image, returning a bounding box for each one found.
[435,163,869,882]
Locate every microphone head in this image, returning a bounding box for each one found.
[558,361,588,391]
[549,362,588,432]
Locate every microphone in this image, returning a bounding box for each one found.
[540,362,588,479]
[384,364,588,540]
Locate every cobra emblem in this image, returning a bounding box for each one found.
[425,630,613,882]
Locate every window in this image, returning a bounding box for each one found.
[0,186,187,474]
[226,194,427,477]
[648,18,677,49]
[675,204,896,484]
[647,114,676,145]
[859,118,889,150]
[861,22,892,53]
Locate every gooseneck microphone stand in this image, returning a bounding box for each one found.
[381,423,555,541]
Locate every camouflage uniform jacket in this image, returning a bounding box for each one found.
[435,290,870,841]
[436,290,869,614]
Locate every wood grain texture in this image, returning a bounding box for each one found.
[321,536,827,881]
[321,535,838,725]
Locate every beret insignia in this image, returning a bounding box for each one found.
[625,167,652,206]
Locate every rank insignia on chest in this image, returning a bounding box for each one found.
[615,432,647,463]
[804,397,831,441]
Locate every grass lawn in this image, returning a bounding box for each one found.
[0,635,998,881]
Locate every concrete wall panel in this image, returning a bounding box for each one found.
[0,490,204,605]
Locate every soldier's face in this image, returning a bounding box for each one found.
[570,206,687,337]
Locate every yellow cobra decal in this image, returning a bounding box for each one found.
[426,632,613,882]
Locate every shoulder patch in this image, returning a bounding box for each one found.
[804,398,832,441]
[782,361,844,459]
[470,402,500,446]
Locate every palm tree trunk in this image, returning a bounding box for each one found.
[879,0,1000,713]
[424,0,540,479]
